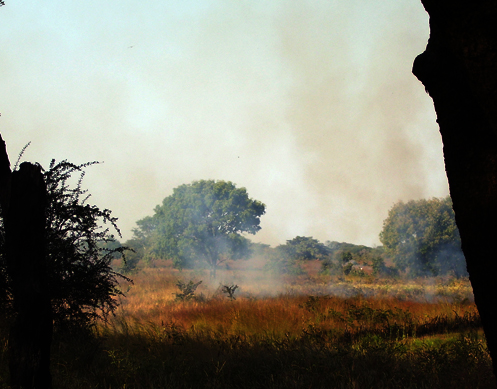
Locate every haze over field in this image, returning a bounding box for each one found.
[0,0,448,246]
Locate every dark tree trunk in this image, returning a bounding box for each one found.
[413,0,497,377]
[0,135,11,214]
[0,135,53,388]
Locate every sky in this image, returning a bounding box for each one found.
[0,0,448,247]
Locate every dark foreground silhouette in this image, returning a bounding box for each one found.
[413,0,497,380]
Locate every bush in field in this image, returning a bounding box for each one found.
[174,279,203,301]
[221,284,238,301]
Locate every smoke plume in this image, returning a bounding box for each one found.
[0,0,448,247]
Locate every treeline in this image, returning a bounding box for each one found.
[261,237,388,277]
[112,179,466,278]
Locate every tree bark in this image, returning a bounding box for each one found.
[0,134,11,216]
[413,0,497,377]
[0,136,52,388]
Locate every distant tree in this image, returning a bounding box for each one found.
[120,215,159,273]
[266,236,329,276]
[98,238,123,260]
[264,244,304,276]
[135,180,265,278]
[133,215,158,243]
[120,237,146,273]
[371,256,398,277]
[280,236,330,261]
[379,196,467,277]
[372,256,386,276]
[247,242,271,258]
[340,251,353,264]
[326,241,382,261]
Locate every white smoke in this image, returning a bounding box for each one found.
[0,0,447,247]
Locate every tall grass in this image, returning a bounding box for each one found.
[0,268,494,388]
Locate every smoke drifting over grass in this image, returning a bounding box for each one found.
[0,1,447,247]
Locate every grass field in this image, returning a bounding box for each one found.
[1,262,495,388]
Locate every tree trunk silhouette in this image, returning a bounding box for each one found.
[0,135,53,388]
[413,0,497,378]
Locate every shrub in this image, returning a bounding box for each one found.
[173,279,203,301]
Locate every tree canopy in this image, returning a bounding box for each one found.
[135,180,265,277]
[379,196,466,277]
[278,236,330,261]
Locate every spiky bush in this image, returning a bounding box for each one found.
[43,160,131,330]
[0,159,131,330]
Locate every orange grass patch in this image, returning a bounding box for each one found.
[111,268,479,343]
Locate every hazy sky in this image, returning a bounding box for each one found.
[0,0,448,247]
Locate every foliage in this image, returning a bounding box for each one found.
[343,262,354,275]
[173,279,202,301]
[325,241,386,269]
[221,284,238,301]
[264,245,305,276]
[319,242,396,278]
[372,256,385,275]
[98,238,123,260]
[119,238,144,274]
[265,236,328,276]
[340,251,353,263]
[371,256,399,278]
[380,196,467,277]
[135,180,265,277]
[119,215,163,273]
[43,160,131,329]
[278,236,330,261]
[0,159,131,330]
[319,258,343,276]
[247,242,271,258]
[0,240,8,312]
[326,241,380,257]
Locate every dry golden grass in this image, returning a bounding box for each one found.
[0,263,489,388]
[112,267,478,342]
[11,266,483,389]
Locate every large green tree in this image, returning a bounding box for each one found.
[137,180,265,278]
[379,196,466,277]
